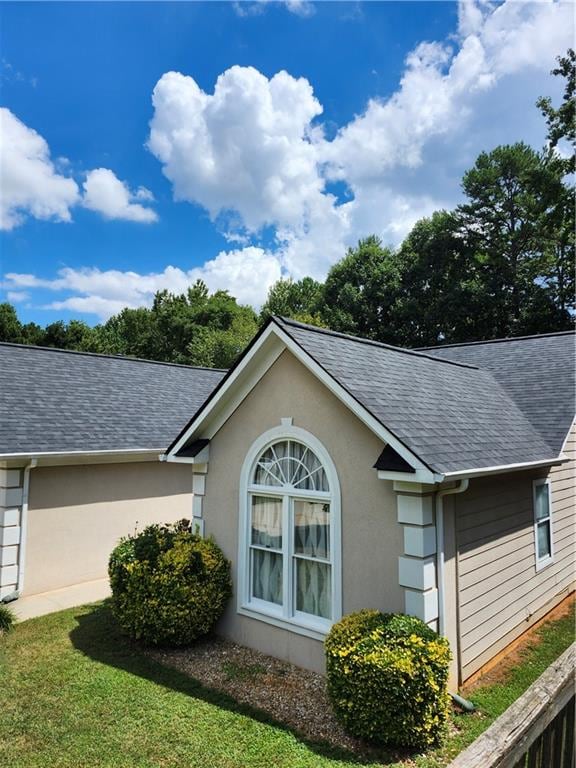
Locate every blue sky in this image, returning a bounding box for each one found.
[0,1,572,325]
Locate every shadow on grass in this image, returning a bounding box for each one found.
[69,601,410,767]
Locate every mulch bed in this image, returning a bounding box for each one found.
[147,636,403,760]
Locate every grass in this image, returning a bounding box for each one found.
[0,600,573,768]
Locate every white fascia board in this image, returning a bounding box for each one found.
[443,455,568,481]
[560,417,576,455]
[0,449,161,468]
[378,469,443,484]
[168,326,285,456]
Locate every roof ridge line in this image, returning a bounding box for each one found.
[0,341,227,373]
[274,316,480,370]
[417,329,576,351]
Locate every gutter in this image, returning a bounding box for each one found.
[436,479,469,638]
[16,458,37,597]
[442,455,567,481]
[435,479,476,712]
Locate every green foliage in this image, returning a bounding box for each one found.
[108,520,232,647]
[537,49,575,175]
[260,277,325,326]
[325,610,451,749]
[0,603,16,634]
[323,236,401,343]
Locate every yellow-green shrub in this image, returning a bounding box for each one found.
[325,611,451,749]
[109,520,232,646]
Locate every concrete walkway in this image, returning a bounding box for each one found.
[10,578,110,621]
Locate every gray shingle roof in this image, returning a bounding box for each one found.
[276,318,568,475]
[0,343,225,455]
[418,332,575,455]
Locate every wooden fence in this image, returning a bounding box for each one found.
[449,642,575,768]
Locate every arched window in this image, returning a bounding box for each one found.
[239,426,341,636]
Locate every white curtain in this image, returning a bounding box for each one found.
[251,495,283,605]
[294,500,331,618]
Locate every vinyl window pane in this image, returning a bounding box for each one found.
[251,496,282,549]
[534,484,550,521]
[294,500,330,559]
[537,521,551,560]
[251,549,282,604]
[295,559,331,619]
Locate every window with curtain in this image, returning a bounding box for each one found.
[533,479,553,569]
[246,438,334,628]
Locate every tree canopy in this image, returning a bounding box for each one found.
[2,51,573,364]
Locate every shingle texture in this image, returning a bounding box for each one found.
[0,344,225,455]
[276,318,571,475]
[419,332,575,455]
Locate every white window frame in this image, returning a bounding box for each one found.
[238,424,342,640]
[533,478,554,571]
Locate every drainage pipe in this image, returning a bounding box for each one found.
[436,478,475,711]
[16,458,37,597]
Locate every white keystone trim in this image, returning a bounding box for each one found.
[405,587,439,623]
[397,494,434,526]
[399,555,436,591]
[404,525,437,558]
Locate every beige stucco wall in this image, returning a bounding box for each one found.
[25,461,193,596]
[454,421,576,681]
[203,350,401,673]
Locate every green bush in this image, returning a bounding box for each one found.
[109,520,232,647]
[325,610,451,749]
[0,603,15,634]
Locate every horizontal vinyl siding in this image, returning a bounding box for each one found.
[456,424,575,680]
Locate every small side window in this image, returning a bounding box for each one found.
[533,479,553,570]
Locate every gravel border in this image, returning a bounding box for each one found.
[146,635,403,760]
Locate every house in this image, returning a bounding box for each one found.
[1,319,574,688]
[0,344,224,603]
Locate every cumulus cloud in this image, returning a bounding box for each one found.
[82,168,158,222]
[0,109,158,229]
[233,1,314,17]
[147,0,572,290]
[0,107,80,230]
[4,246,282,320]
[4,0,572,318]
[148,66,324,233]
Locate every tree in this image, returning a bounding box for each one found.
[322,236,402,343]
[395,211,483,345]
[457,143,571,338]
[537,49,575,174]
[260,277,325,326]
[0,303,23,343]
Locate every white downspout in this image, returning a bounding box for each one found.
[17,458,37,597]
[436,478,468,637]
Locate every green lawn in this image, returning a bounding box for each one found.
[0,600,573,768]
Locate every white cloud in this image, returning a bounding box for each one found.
[4,246,282,320]
[0,109,158,229]
[3,0,572,319]
[148,66,324,234]
[82,168,158,223]
[6,290,30,303]
[233,1,314,17]
[144,0,571,297]
[0,108,80,230]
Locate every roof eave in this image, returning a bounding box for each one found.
[0,448,163,468]
[441,455,568,481]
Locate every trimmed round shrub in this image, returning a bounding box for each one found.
[325,610,451,749]
[109,519,232,646]
[0,603,15,635]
